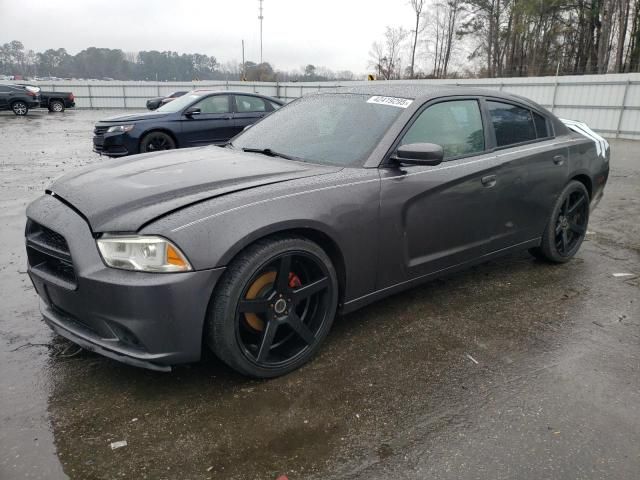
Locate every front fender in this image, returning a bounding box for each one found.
[142,169,381,302]
[212,219,343,267]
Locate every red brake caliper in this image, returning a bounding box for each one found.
[288,272,302,288]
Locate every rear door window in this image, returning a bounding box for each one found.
[235,95,268,113]
[400,99,485,160]
[488,101,537,147]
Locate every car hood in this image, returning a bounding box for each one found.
[99,111,169,123]
[50,147,341,232]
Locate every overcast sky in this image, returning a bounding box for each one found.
[0,0,413,73]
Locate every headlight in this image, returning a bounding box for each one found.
[106,125,135,133]
[97,235,192,272]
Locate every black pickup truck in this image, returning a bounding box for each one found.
[17,84,75,112]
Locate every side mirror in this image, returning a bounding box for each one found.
[393,143,444,166]
[243,124,253,131]
[184,107,201,117]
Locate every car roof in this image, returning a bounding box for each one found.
[191,89,269,95]
[190,89,283,103]
[321,84,543,110]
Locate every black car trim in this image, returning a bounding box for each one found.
[28,262,77,291]
[26,236,72,263]
[42,304,172,372]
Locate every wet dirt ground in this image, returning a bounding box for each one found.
[0,109,638,480]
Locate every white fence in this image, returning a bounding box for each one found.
[19,73,640,139]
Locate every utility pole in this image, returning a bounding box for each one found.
[258,0,264,64]
[241,39,245,81]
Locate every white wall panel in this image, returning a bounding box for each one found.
[15,73,640,137]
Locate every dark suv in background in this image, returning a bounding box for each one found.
[93,90,283,156]
[0,84,41,115]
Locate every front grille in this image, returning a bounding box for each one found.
[26,220,77,289]
[94,125,108,136]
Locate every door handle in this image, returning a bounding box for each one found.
[481,175,497,187]
[553,154,565,165]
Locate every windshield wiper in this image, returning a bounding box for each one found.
[241,147,295,160]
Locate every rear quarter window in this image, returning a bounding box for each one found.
[488,101,537,147]
[533,111,550,138]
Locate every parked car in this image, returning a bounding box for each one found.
[146,91,188,110]
[93,90,283,157]
[0,84,41,115]
[16,84,75,112]
[26,86,609,377]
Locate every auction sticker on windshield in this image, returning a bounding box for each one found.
[367,96,413,108]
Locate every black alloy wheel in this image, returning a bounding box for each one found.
[207,236,338,378]
[554,189,588,255]
[140,131,176,153]
[530,180,590,263]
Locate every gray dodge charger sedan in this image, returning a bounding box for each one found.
[25,85,609,377]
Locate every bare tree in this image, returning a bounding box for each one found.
[369,27,409,79]
[368,41,387,78]
[423,0,464,78]
[384,26,409,79]
[616,0,631,71]
[409,0,426,78]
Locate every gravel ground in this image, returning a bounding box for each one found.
[0,109,638,480]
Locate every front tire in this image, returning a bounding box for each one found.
[139,131,176,153]
[11,101,28,116]
[530,180,590,263]
[49,100,65,112]
[207,236,338,378]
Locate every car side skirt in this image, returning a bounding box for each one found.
[340,238,541,314]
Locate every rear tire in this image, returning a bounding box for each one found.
[49,100,65,112]
[207,236,338,378]
[532,180,590,263]
[11,101,28,116]
[139,131,176,153]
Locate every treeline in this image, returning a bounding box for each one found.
[371,0,640,79]
[0,42,223,80]
[0,41,355,82]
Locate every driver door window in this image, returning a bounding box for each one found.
[193,95,230,114]
[400,100,485,160]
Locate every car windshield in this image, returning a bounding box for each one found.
[156,92,201,113]
[231,94,407,166]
